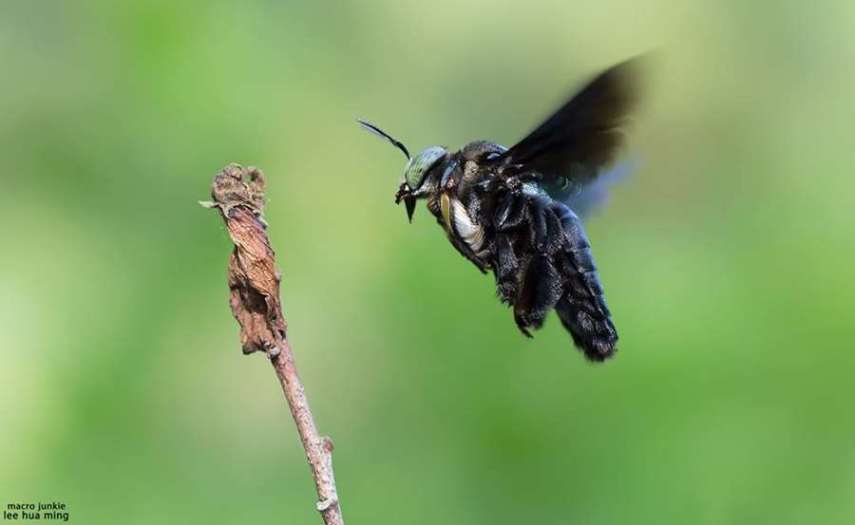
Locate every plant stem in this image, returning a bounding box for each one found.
[203,163,344,525]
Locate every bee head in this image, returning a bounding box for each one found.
[393,146,447,221]
[358,119,448,222]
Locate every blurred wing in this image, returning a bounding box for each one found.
[563,159,633,218]
[498,57,642,192]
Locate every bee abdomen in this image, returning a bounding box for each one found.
[553,204,618,360]
[555,297,617,360]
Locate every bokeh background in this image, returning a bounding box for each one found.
[2,1,854,523]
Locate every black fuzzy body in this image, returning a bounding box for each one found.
[365,57,642,361]
[421,141,618,361]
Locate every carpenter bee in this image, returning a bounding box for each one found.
[359,58,642,361]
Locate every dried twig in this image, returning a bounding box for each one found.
[202,164,344,525]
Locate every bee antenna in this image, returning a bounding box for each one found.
[357,118,411,160]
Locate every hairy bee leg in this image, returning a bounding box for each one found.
[512,254,536,338]
[493,191,533,310]
[492,189,617,354]
[529,196,563,253]
[531,202,549,252]
[497,197,568,337]
[514,254,563,334]
[494,192,513,228]
[495,191,528,231]
[494,233,519,303]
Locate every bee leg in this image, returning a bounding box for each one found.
[529,198,558,253]
[513,254,562,336]
[524,197,566,255]
[494,233,519,303]
[495,191,528,232]
[493,191,513,229]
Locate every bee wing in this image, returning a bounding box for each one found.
[498,57,643,193]
[562,159,634,218]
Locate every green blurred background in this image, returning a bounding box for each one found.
[2,1,854,523]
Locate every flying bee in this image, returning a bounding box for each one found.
[359,57,642,361]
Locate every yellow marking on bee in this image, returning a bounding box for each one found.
[440,193,452,233]
[452,199,484,251]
